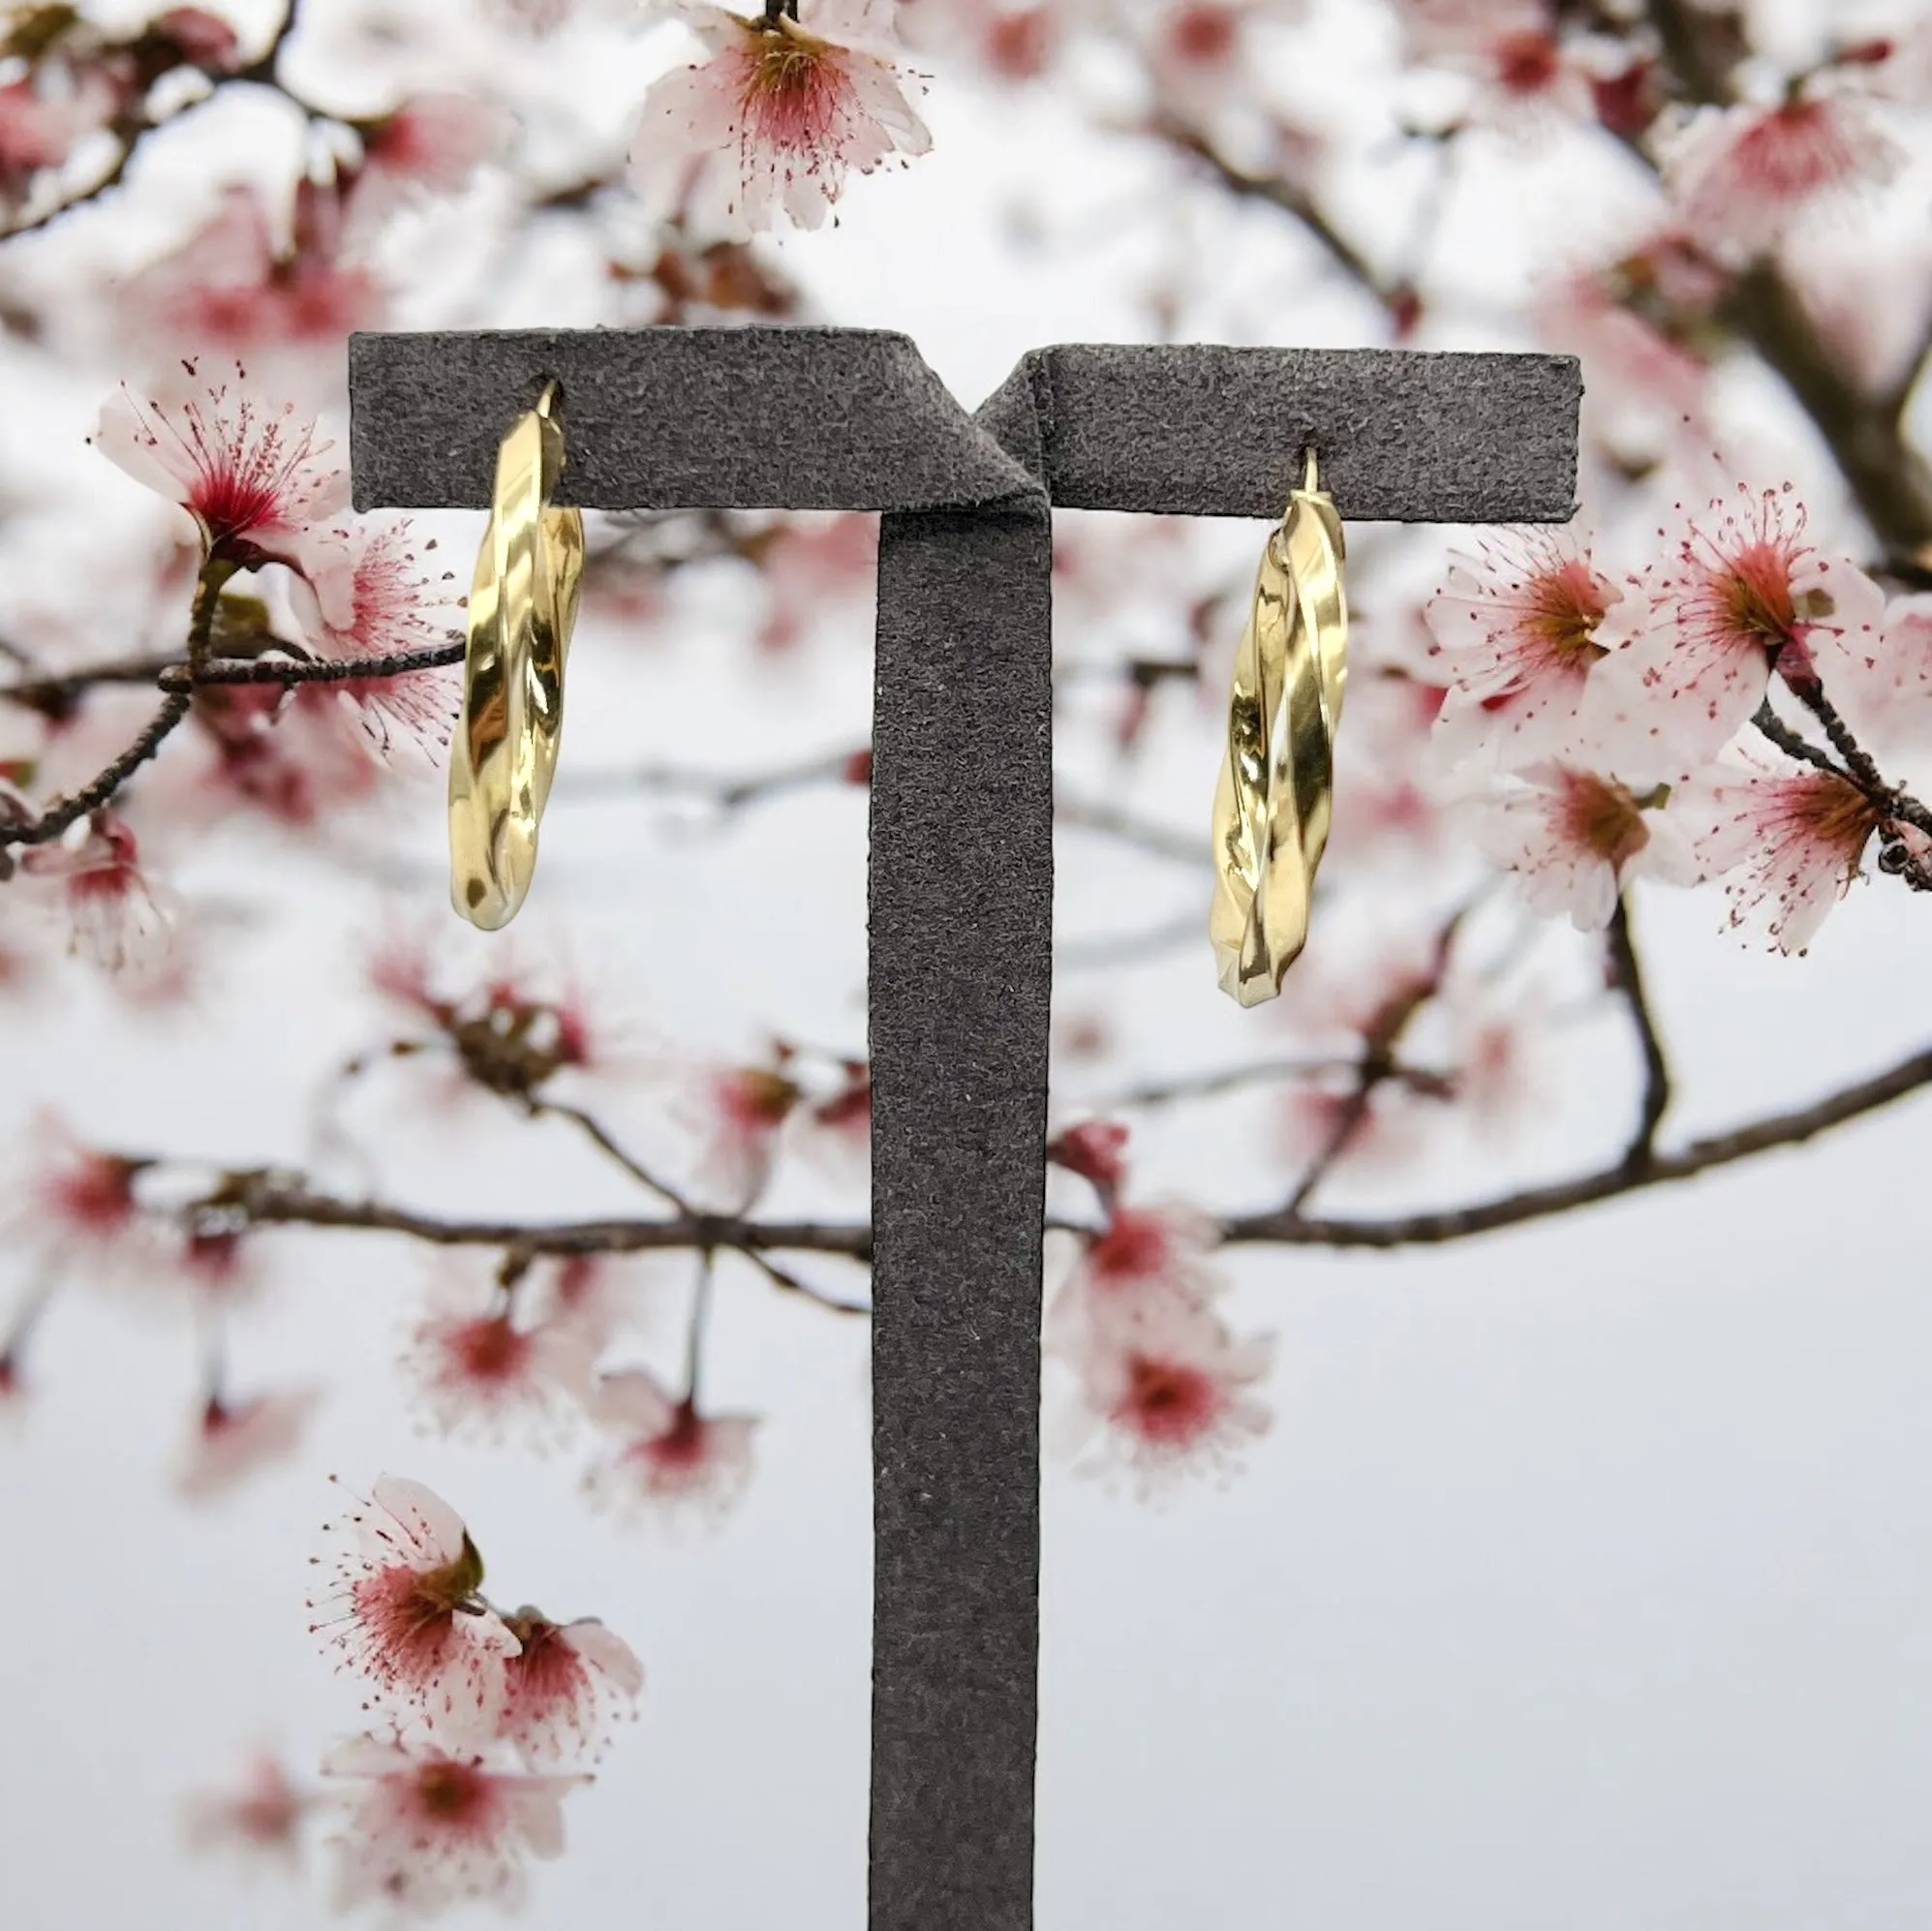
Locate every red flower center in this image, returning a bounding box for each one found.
[414,1759,488,1824]
[351,1545,482,1682]
[46,1152,140,1233]
[740,27,859,156]
[1525,558,1611,666]
[1556,771,1650,868]
[505,1619,586,1715]
[449,1314,530,1383]
[1120,1357,1215,1445]
[1088,1210,1171,1283]
[1719,541,1800,647]
[1169,5,1238,65]
[649,1401,708,1470]
[986,8,1052,77]
[1496,31,1560,95]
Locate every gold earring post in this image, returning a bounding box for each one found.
[1210,444,1349,1005]
[448,382,585,931]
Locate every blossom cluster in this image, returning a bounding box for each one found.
[1045,1121,1274,1491]
[1,363,460,979]
[184,1475,641,1914]
[1423,493,1929,955]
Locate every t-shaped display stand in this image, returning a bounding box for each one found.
[348,325,1581,1930]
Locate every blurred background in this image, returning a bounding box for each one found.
[2,0,1932,1924]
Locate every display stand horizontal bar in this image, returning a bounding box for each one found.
[350,328,1579,524]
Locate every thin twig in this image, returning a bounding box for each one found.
[1752,700,1845,780]
[738,1247,871,1318]
[1788,682,1932,841]
[3,640,463,712]
[525,1096,694,1215]
[162,642,466,691]
[1150,111,1398,308]
[1279,905,1468,1213]
[1606,898,1671,1162]
[684,1250,715,1396]
[0,690,192,849]
[1102,1056,1454,1109]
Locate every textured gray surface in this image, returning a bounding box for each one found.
[350,327,1579,521]
[347,323,1580,1931]
[871,506,1052,1931]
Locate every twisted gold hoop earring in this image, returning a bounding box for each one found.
[1211,446,1348,1006]
[448,382,585,930]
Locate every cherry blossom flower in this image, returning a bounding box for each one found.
[693,1061,801,1205]
[498,1611,644,1764]
[1329,659,1453,867]
[585,1368,759,1526]
[805,1057,872,1162]
[1475,764,1699,930]
[1535,236,1718,447]
[1143,2,1261,120]
[308,1476,519,1743]
[523,1252,642,1352]
[322,1735,587,1916]
[755,511,878,651]
[1058,1299,1274,1491]
[21,1113,148,1267]
[291,519,460,760]
[402,1284,597,1446]
[1840,26,1932,107]
[1277,1073,1432,1179]
[93,363,347,569]
[630,0,933,235]
[1271,919,1439,1052]
[356,93,514,203]
[978,6,1058,79]
[1438,979,1544,1136]
[119,184,384,371]
[183,1750,312,1869]
[190,687,387,830]
[1426,530,1641,768]
[1047,1119,1130,1197]
[896,0,1069,77]
[1397,0,1591,127]
[1670,762,1882,954]
[1080,1203,1218,1306]
[1823,594,1932,751]
[1630,486,1886,756]
[0,70,115,214]
[1048,1202,1221,1356]
[1664,93,1905,256]
[175,1388,321,1500]
[19,812,169,973]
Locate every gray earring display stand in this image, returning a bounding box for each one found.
[348,325,1581,1931]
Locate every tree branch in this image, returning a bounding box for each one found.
[1150,111,1402,311]
[230,1176,874,1264]
[0,690,192,850]
[1102,1056,1454,1109]
[1223,1039,1932,1249]
[1606,897,1671,1161]
[133,1031,1932,1296]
